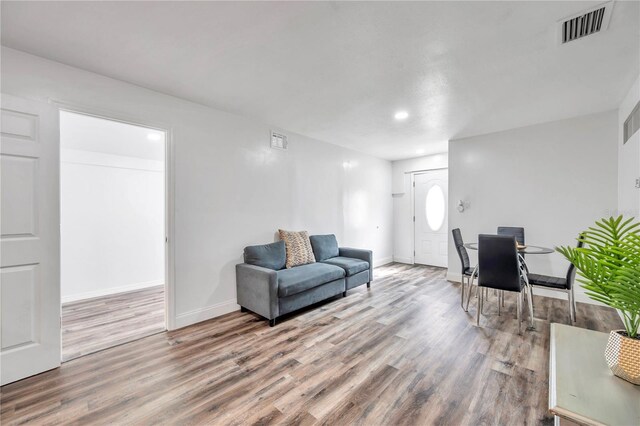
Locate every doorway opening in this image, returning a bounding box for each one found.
[414,169,448,267]
[59,110,166,362]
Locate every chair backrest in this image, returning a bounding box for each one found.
[452,228,470,273]
[478,234,522,292]
[565,238,585,290]
[497,226,525,245]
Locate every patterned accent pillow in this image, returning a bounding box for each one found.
[278,229,316,269]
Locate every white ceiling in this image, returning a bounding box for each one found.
[61,111,165,161]
[2,1,639,160]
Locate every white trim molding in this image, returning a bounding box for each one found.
[61,280,164,304]
[374,256,393,267]
[446,271,462,283]
[174,299,239,329]
[53,100,176,332]
[393,256,413,265]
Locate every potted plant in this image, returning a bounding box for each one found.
[557,215,640,385]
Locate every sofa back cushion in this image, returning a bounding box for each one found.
[278,229,316,268]
[309,234,339,261]
[244,240,286,270]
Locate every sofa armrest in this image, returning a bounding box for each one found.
[339,247,373,280]
[236,263,279,319]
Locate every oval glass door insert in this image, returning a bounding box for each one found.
[425,184,445,231]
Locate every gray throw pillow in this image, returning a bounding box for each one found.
[309,234,339,261]
[243,240,286,270]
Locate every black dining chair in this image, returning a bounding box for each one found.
[527,238,584,323]
[477,234,530,334]
[452,228,477,310]
[498,226,528,275]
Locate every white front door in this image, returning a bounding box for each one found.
[1,94,61,385]
[414,169,448,267]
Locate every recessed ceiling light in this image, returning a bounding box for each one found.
[394,111,409,120]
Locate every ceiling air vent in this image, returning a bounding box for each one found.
[270,130,288,150]
[559,2,613,44]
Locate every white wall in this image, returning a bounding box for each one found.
[60,148,165,303]
[448,110,618,302]
[618,74,640,218]
[391,153,448,264]
[1,47,393,329]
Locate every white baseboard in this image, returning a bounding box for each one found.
[174,299,239,329]
[446,271,462,283]
[393,256,413,265]
[374,256,393,267]
[61,280,164,303]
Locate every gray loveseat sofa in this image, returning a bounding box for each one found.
[236,234,372,326]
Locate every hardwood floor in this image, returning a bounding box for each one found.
[2,264,622,425]
[61,286,165,361]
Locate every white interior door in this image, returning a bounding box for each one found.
[414,169,448,267]
[1,94,60,385]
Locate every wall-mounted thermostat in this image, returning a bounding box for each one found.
[271,131,288,150]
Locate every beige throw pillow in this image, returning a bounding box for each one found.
[278,229,316,268]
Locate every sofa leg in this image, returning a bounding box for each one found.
[240,306,247,313]
[269,318,276,327]
[342,291,347,297]
[367,282,371,288]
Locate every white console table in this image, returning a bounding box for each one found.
[549,323,640,426]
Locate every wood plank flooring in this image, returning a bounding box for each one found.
[2,264,622,425]
[61,286,165,361]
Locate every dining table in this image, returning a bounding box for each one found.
[462,242,554,330]
[463,243,554,255]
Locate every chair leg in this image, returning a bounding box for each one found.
[517,292,522,335]
[465,271,477,312]
[571,287,577,322]
[269,318,276,327]
[343,291,347,297]
[527,284,535,329]
[568,288,576,323]
[567,290,573,323]
[476,287,483,326]
[498,290,501,316]
[461,275,465,308]
[367,282,371,288]
[482,288,488,314]
[501,290,505,307]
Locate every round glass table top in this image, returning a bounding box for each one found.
[463,242,554,254]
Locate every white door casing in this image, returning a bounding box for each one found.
[1,94,61,385]
[414,169,448,267]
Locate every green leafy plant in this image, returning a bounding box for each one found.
[557,216,640,339]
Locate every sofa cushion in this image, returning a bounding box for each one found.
[309,234,339,261]
[321,257,369,276]
[279,229,316,268]
[277,263,345,297]
[243,241,286,270]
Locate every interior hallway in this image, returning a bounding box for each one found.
[62,286,165,361]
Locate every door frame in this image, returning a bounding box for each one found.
[412,167,448,265]
[53,100,176,333]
